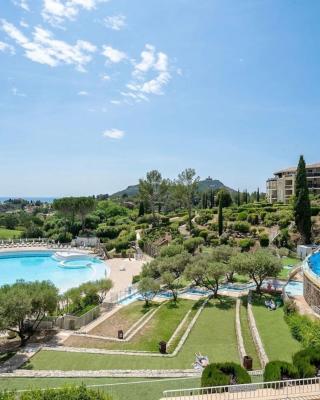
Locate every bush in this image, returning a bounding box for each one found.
[264,361,299,382]
[239,238,255,252]
[233,222,251,233]
[283,300,298,316]
[259,234,270,247]
[201,362,251,387]
[0,385,112,399]
[160,244,184,258]
[293,347,320,378]
[132,275,140,284]
[237,212,248,221]
[286,313,320,348]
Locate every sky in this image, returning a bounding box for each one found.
[1,0,320,197]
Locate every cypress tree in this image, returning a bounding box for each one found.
[138,201,145,217]
[294,155,312,244]
[237,189,240,207]
[257,187,260,202]
[210,190,215,208]
[218,199,223,236]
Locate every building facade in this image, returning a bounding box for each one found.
[266,162,320,203]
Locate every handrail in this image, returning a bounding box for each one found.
[162,376,320,399]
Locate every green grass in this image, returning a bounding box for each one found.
[0,377,201,400]
[252,296,301,362]
[279,257,301,280]
[239,300,261,370]
[26,298,239,370]
[0,228,23,240]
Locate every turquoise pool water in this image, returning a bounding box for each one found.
[309,252,320,276]
[285,280,303,296]
[0,251,108,292]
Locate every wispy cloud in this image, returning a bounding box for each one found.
[103,128,125,139]
[11,87,26,97]
[0,41,15,55]
[101,74,110,81]
[78,90,89,95]
[1,19,96,71]
[20,20,29,28]
[104,14,126,31]
[42,0,108,26]
[102,45,126,63]
[110,100,121,105]
[11,0,30,11]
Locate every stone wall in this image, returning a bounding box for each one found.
[304,272,320,313]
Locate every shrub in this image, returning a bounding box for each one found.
[293,347,320,378]
[233,222,250,233]
[201,362,251,387]
[132,275,140,284]
[237,212,248,221]
[160,244,184,258]
[264,361,299,382]
[239,238,255,252]
[286,313,320,347]
[283,300,298,316]
[259,234,270,248]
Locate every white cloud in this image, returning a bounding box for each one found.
[126,44,172,100]
[11,0,30,11]
[78,90,88,95]
[1,20,96,71]
[110,100,121,105]
[42,0,107,26]
[104,14,126,31]
[20,20,29,28]
[0,41,15,55]
[101,74,110,81]
[102,45,126,63]
[11,87,26,97]
[103,128,124,139]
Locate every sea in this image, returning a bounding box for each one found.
[0,197,56,204]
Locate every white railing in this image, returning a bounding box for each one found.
[162,377,320,399]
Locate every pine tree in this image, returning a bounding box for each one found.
[218,199,223,236]
[294,155,312,244]
[138,201,145,217]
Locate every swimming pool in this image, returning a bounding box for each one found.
[309,252,320,276]
[285,280,303,296]
[0,251,108,292]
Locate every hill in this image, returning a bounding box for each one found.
[111,177,236,198]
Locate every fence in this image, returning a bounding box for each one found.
[162,376,320,399]
[107,285,139,304]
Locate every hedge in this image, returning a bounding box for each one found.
[201,362,251,387]
[264,361,299,382]
[0,386,112,399]
[293,346,320,378]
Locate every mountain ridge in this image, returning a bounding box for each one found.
[111,177,236,198]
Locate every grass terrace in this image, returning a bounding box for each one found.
[0,228,23,240]
[251,294,301,362]
[0,377,201,400]
[25,298,240,370]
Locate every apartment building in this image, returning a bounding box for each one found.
[266,162,320,203]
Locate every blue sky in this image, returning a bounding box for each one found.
[1,0,320,197]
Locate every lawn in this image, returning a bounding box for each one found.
[239,300,261,370]
[88,301,159,337]
[278,257,301,279]
[26,298,240,370]
[0,228,23,240]
[0,377,201,400]
[65,300,196,351]
[252,296,301,362]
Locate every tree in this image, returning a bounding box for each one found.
[218,200,223,236]
[139,170,168,226]
[138,201,145,217]
[75,197,96,230]
[161,271,179,302]
[138,277,160,307]
[217,189,232,208]
[201,192,208,209]
[236,189,241,207]
[257,187,260,202]
[185,255,227,297]
[94,279,113,304]
[175,168,200,231]
[184,237,205,255]
[209,189,215,208]
[211,245,238,282]
[294,155,312,244]
[0,280,58,346]
[234,250,282,293]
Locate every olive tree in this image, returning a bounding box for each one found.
[138,277,160,307]
[233,250,282,293]
[0,280,59,346]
